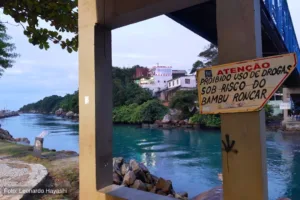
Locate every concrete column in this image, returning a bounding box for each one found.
[79,0,113,199]
[33,137,43,158]
[217,0,268,200]
[283,87,289,122]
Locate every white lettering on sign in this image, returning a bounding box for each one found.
[196,53,297,114]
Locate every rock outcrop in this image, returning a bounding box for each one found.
[66,111,74,118]
[0,128,14,141]
[55,108,63,116]
[0,128,31,144]
[113,157,188,199]
[15,138,30,144]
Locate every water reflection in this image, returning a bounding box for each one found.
[1,115,300,199]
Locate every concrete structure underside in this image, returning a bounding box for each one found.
[78,0,300,199]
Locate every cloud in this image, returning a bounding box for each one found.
[19,60,37,65]
[0,14,209,110]
[113,53,158,59]
[5,68,23,75]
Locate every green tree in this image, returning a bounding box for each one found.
[112,66,152,107]
[169,90,198,119]
[71,90,79,113]
[264,104,274,121]
[113,100,168,124]
[41,95,64,113]
[138,100,168,123]
[190,60,204,74]
[1,0,78,53]
[191,43,218,73]
[0,23,18,76]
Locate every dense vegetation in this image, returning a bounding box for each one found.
[19,91,79,114]
[19,66,165,123]
[113,100,168,124]
[169,90,198,119]
[189,104,274,128]
[112,65,153,107]
[169,88,275,128]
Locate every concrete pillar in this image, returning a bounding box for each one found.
[79,0,113,199]
[217,0,268,200]
[283,87,289,122]
[33,137,43,158]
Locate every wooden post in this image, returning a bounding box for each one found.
[216,0,268,199]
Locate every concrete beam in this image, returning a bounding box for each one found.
[107,0,210,29]
[217,0,268,199]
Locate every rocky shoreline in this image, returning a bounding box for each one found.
[112,157,188,199]
[0,111,19,119]
[54,108,79,122]
[0,128,30,145]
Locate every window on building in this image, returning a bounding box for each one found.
[177,80,179,85]
[185,79,190,84]
[172,81,174,86]
[158,80,160,83]
[169,82,171,87]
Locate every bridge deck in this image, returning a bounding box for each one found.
[167,0,300,87]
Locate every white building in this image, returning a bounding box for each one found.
[167,75,197,89]
[156,75,197,103]
[136,66,176,93]
[268,93,283,116]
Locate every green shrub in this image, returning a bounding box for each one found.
[264,104,274,120]
[190,113,221,128]
[113,100,168,124]
[139,100,168,123]
[169,90,198,119]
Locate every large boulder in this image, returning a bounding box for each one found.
[162,114,171,124]
[156,190,167,196]
[61,112,67,118]
[178,192,188,198]
[154,120,162,125]
[169,109,182,121]
[113,157,124,168]
[192,186,223,200]
[156,178,172,194]
[130,180,147,191]
[178,120,186,125]
[129,160,148,183]
[55,108,63,116]
[113,172,122,185]
[123,171,136,186]
[139,163,149,173]
[129,159,140,172]
[151,174,159,184]
[66,111,74,118]
[0,128,14,141]
[145,183,153,191]
[121,163,130,176]
[15,137,30,144]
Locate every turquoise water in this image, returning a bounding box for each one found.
[1,114,300,199]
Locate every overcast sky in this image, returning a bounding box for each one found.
[1,0,300,110]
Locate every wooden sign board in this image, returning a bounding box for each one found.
[196,53,297,114]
